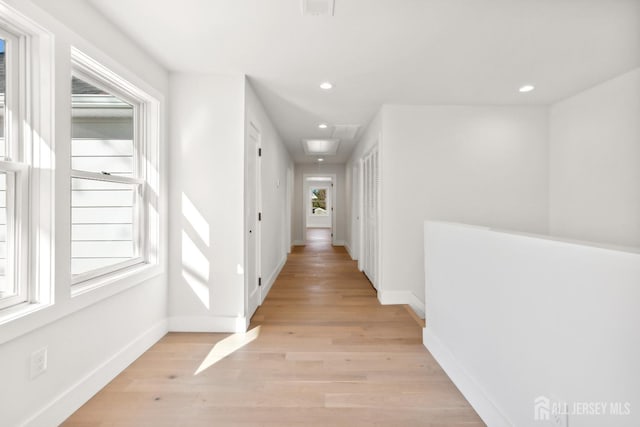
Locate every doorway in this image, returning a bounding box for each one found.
[245,120,262,319]
[360,146,379,289]
[303,174,336,245]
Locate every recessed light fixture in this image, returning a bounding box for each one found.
[320,82,333,90]
[519,84,535,93]
[318,158,324,162]
[318,123,328,129]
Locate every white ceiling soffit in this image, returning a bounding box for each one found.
[303,139,340,155]
[88,0,640,164]
[301,0,335,16]
[332,124,360,141]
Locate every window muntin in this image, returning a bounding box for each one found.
[71,74,145,285]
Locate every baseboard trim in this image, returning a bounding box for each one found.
[423,328,512,427]
[261,253,287,304]
[168,315,247,333]
[378,290,425,319]
[24,319,169,427]
[293,240,305,246]
[332,240,345,246]
[344,241,355,260]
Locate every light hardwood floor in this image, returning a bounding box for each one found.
[63,228,483,426]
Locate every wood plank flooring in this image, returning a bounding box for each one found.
[63,228,483,426]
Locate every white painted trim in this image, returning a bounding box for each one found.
[378,290,425,319]
[168,315,248,333]
[22,319,168,427]
[293,240,306,246]
[423,327,513,427]
[261,253,287,304]
[332,240,345,246]
[344,241,355,260]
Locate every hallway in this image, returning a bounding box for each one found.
[63,232,483,426]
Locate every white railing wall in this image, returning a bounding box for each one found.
[423,221,640,427]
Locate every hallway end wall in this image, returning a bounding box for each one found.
[293,164,347,245]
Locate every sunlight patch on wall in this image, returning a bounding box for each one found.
[181,230,210,309]
[182,193,210,246]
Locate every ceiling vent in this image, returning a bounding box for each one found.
[332,124,360,140]
[301,0,335,16]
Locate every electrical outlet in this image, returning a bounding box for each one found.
[30,347,48,379]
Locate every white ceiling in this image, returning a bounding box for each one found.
[88,0,640,164]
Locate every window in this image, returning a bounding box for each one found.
[71,48,160,289]
[311,188,328,216]
[0,8,54,316]
[0,31,35,310]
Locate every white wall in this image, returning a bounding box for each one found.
[380,105,549,306]
[424,221,640,427]
[168,73,247,332]
[293,164,346,245]
[550,68,640,248]
[0,0,169,425]
[306,181,332,228]
[244,80,293,299]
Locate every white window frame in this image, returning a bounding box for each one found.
[70,48,160,293]
[0,2,54,319]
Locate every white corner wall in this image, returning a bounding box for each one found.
[381,105,549,304]
[244,80,293,300]
[0,1,170,425]
[168,73,247,332]
[424,221,640,427]
[550,68,640,248]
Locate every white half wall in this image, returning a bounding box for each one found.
[424,221,640,427]
[381,105,550,302]
[169,73,246,332]
[550,68,640,248]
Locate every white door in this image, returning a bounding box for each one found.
[246,121,261,318]
[361,148,379,288]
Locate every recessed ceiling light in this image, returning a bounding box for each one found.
[318,123,328,129]
[318,158,324,162]
[519,84,535,93]
[320,82,333,90]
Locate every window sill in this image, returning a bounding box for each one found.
[0,300,53,328]
[71,261,152,297]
